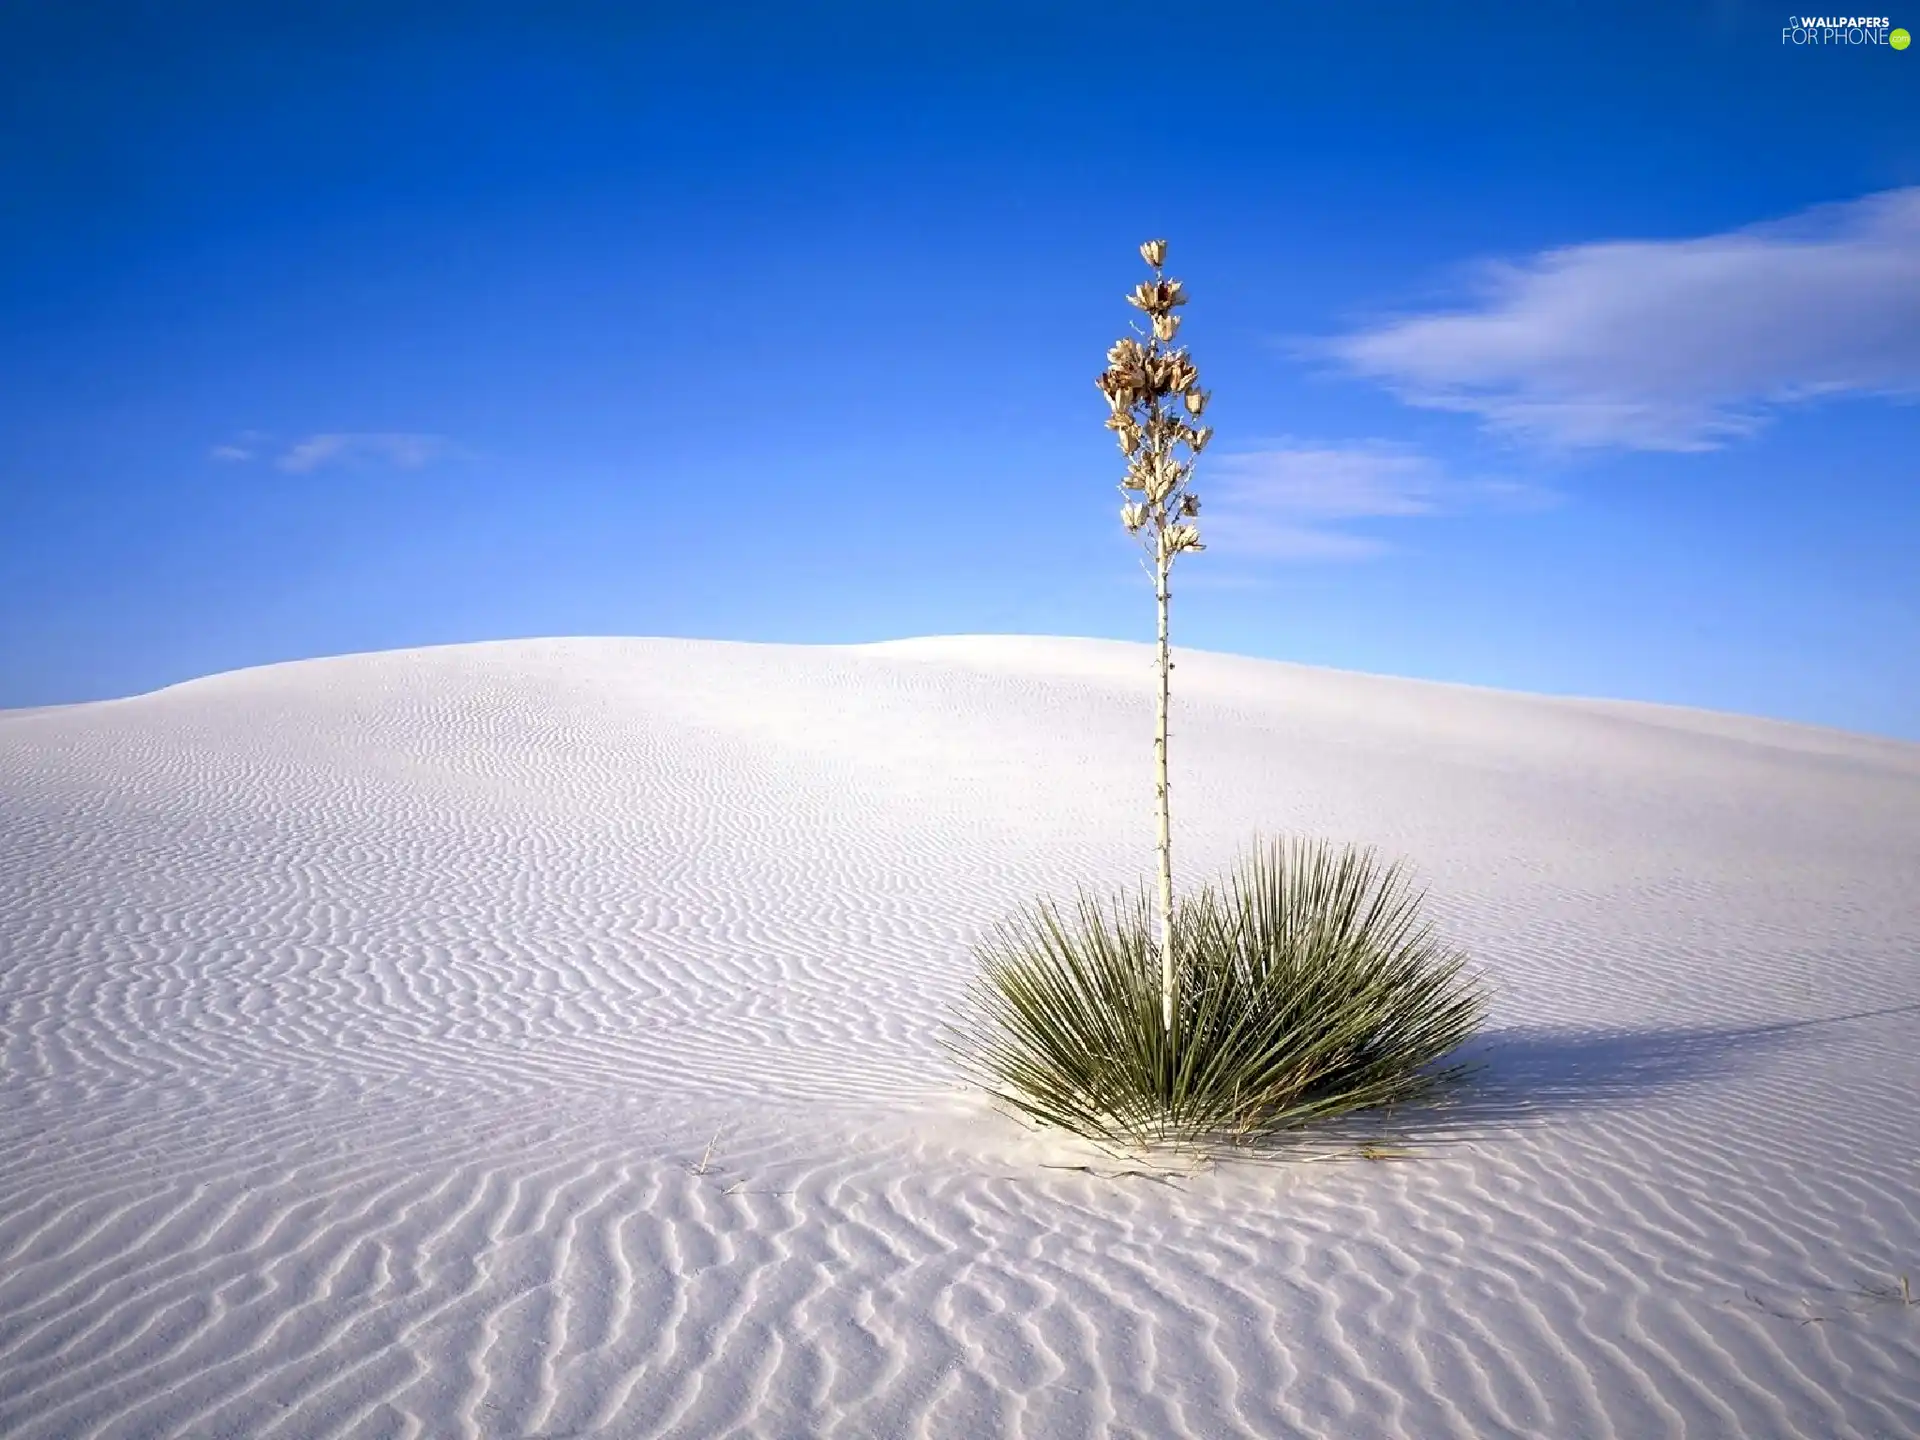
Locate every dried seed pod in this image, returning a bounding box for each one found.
[1096,372,1138,411]
[1183,387,1209,417]
[1146,455,1186,505]
[1140,238,1168,268]
[1125,278,1189,316]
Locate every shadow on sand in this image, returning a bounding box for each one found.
[1266,999,1920,1158]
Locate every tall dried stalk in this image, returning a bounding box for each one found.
[1096,239,1212,1036]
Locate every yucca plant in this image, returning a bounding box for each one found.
[951,835,1487,1154]
[949,237,1486,1155]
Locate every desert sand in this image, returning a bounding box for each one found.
[1,634,1915,1438]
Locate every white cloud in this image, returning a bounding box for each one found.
[276,432,446,473]
[1199,441,1550,561]
[205,430,449,471]
[208,429,268,463]
[1327,187,1920,451]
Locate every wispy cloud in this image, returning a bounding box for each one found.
[1325,187,1920,451]
[207,431,449,472]
[208,429,267,463]
[1200,441,1552,561]
[276,432,446,473]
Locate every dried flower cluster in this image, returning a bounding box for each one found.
[1098,240,1212,566]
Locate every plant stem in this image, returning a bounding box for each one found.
[1156,547,1175,1037]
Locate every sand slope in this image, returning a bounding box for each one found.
[1,634,1915,1438]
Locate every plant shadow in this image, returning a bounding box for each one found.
[1247,999,1920,1160]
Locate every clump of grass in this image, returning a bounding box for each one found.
[950,833,1487,1156]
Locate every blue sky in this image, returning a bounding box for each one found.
[3,2,1916,738]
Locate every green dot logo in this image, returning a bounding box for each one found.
[1894,26,1912,48]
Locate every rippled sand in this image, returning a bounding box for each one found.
[2,635,1915,1438]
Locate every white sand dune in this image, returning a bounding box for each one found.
[1,634,1916,1439]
